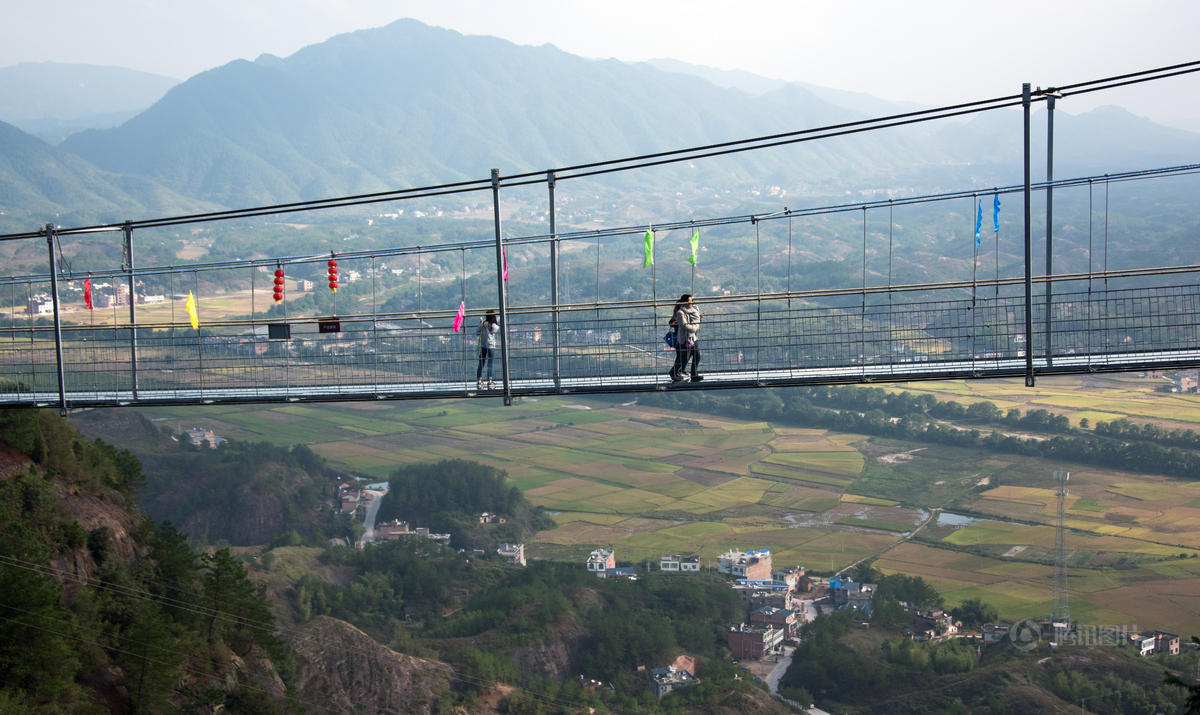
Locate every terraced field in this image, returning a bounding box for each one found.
[137,372,1200,634]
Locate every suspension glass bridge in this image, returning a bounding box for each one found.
[1,64,1199,409]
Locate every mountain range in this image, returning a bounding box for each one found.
[1,19,1199,230]
[0,118,212,225]
[0,62,177,143]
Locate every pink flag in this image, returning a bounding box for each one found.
[452,301,465,332]
[502,248,509,281]
[83,278,93,310]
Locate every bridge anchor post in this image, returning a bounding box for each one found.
[1022,82,1036,387]
[46,224,68,414]
[492,169,513,406]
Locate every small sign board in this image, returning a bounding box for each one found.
[267,323,291,340]
[318,319,342,334]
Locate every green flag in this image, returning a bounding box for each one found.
[688,230,700,265]
[643,227,654,268]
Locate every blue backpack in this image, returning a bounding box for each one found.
[663,321,678,348]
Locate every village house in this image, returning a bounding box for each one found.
[1155,631,1181,655]
[829,578,876,611]
[1129,631,1181,656]
[335,483,361,514]
[1131,633,1157,657]
[982,623,1010,644]
[27,295,54,314]
[750,606,799,638]
[913,609,960,638]
[183,427,223,449]
[727,623,784,660]
[479,512,507,524]
[773,566,811,593]
[732,579,796,611]
[374,519,411,539]
[372,519,450,545]
[497,542,526,566]
[586,549,616,576]
[409,527,452,546]
[577,676,610,693]
[659,554,700,572]
[717,548,773,580]
[602,566,637,580]
[1170,370,1199,392]
[648,666,698,698]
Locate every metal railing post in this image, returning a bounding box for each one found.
[1045,93,1056,368]
[124,221,139,399]
[45,224,68,412]
[1023,83,1035,387]
[492,169,513,406]
[548,170,561,390]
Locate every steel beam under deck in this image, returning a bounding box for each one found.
[10,347,1200,408]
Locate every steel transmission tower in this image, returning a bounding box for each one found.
[1052,470,1071,642]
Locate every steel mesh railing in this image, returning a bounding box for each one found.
[4,269,1200,407]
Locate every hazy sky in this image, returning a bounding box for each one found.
[5,0,1199,126]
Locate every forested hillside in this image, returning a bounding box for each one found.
[71,409,356,547]
[0,409,289,712]
[0,120,212,227]
[377,459,555,548]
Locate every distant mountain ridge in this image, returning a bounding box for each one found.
[0,119,212,225]
[0,62,178,143]
[3,19,1198,226]
[645,57,926,117]
[57,19,940,207]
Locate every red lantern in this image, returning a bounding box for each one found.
[273,267,285,302]
[327,260,338,293]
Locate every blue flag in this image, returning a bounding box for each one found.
[975,201,982,248]
[992,193,1001,233]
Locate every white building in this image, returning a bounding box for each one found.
[717,549,773,579]
[660,555,700,572]
[497,542,526,566]
[586,549,615,575]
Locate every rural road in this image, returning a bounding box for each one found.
[361,489,386,541]
[765,645,794,694]
[836,507,940,577]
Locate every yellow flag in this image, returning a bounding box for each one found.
[185,291,199,330]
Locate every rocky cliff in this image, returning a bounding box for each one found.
[288,616,453,714]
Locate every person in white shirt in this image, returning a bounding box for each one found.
[476,310,499,389]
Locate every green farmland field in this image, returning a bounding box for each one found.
[130,372,1200,634]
